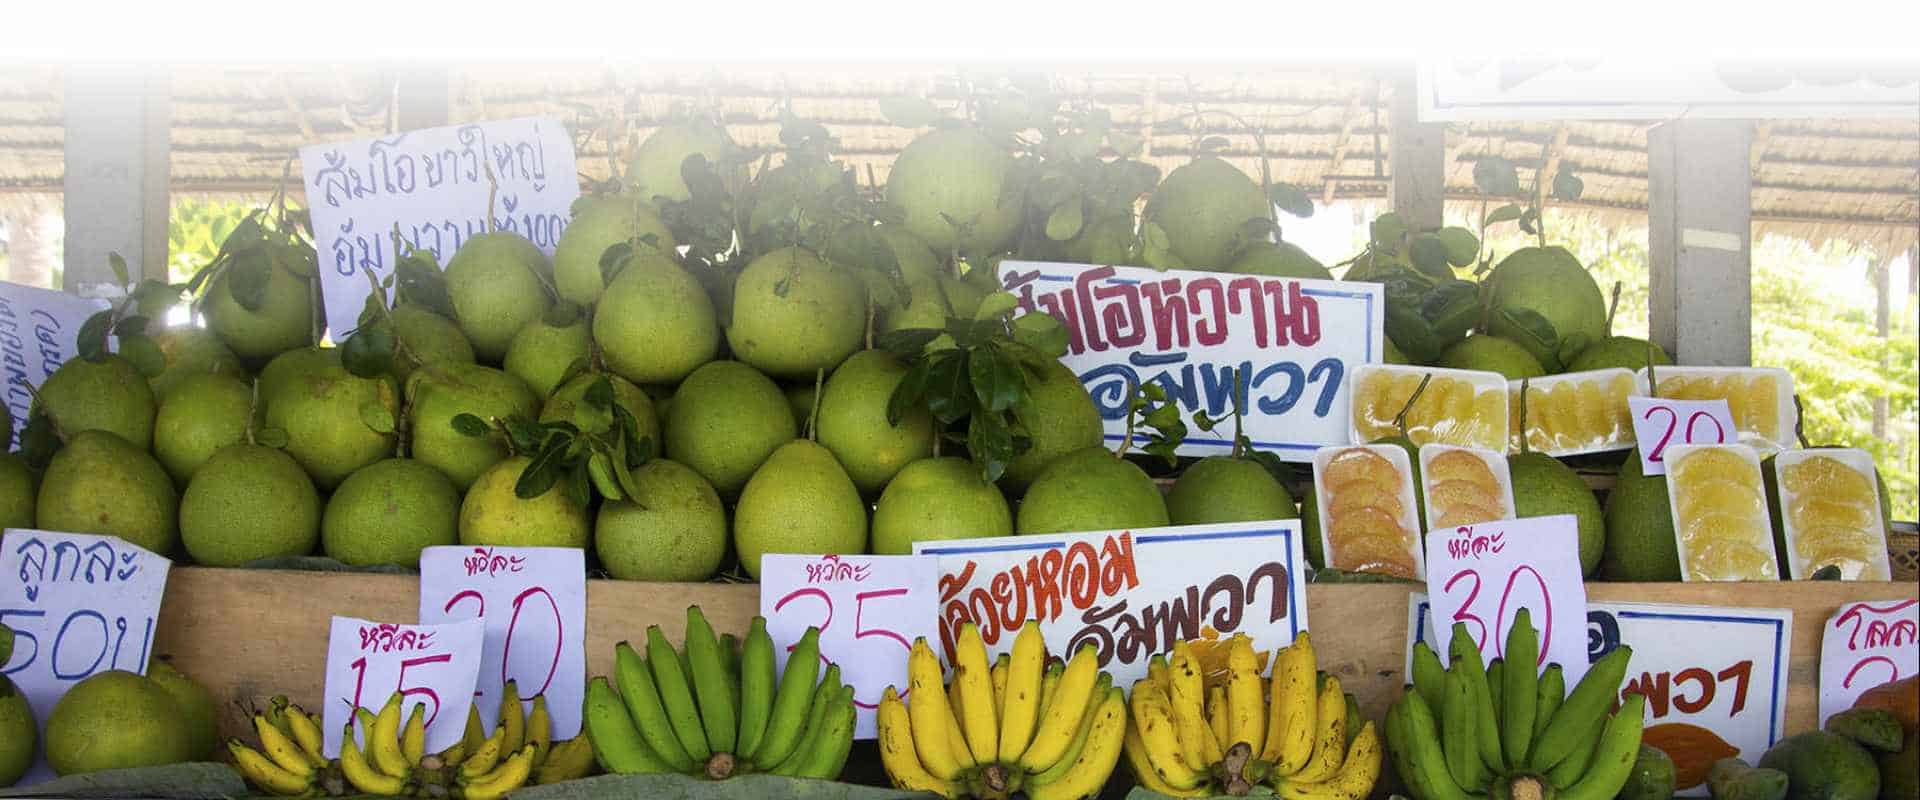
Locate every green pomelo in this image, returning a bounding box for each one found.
[1001,360,1104,492]
[1064,214,1140,266]
[257,347,338,409]
[1619,744,1678,800]
[733,439,867,578]
[145,326,244,401]
[1143,157,1272,270]
[816,350,935,494]
[1384,336,1410,365]
[43,670,189,776]
[36,430,177,555]
[1301,480,1325,568]
[539,373,660,448]
[181,443,320,566]
[203,263,314,365]
[35,354,156,450]
[881,276,984,334]
[1759,730,1880,800]
[323,458,460,568]
[0,676,31,786]
[1486,247,1608,372]
[407,364,538,490]
[153,373,256,487]
[593,251,719,385]
[265,358,398,489]
[0,454,32,530]
[665,361,796,498]
[728,247,866,379]
[389,304,475,384]
[596,459,728,582]
[625,122,733,206]
[443,231,552,361]
[1566,336,1672,373]
[1439,335,1547,380]
[503,313,590,398]
[1166,457,1298,526]
[553,193,675,305]
[145,659,219,762]
[1509,451,1606,576]
[1601,447,1681,581]
[1015,446,1170,535]
[886,128,1024,255]
[458,456,590,549]
[1229,241,1333,280]
[872,457,1013,555]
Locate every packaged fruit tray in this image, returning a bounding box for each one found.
[1772,448,1893,580]
[1349,364,1510,454]
[1505,368,1641,457]
[1636,365,1797,451]
[1664,443,1782,582]
[1313,444,1427,580]
[1417,443,1515,531]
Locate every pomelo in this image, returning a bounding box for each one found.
[593,250,719,385]
[596,459,728,582]
[503,311,590,398]
[886,128,1024,255]
[1566,336,1672,373]
[1015,446,1169,535]
[1485,247,1607,372]
[388,304,474,384]
[406,364,539,490]
[43,670,190,776]
[1229,240,1332,280]
[1143,157,1272,270]
[203,262,314,366]
[1601,447,1681,581]
[145,326,244,401]
[442,231,552,361]
[152,373,256,486]
[1000,360,1104,492]
[732,440,867,578]
[1166,456,1297,526]
[1509,451,1605,576]
[323,458,460,568]
[872,457,1013,554]
[36,431,176,555]
[552,194,675,305]
[727,247,866,379]
[34,354,156,450]
[459,456,590,549]
[665,361,796,498]
[180,443,321,566]
[815,350,934,494]
[1439,335,1547,381]
[625,122,734,205]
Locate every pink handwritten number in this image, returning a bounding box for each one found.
[346,653,450,729]
[1644,406,1678,463]
[1444,569,1487,648]
[502,587,563,696]
[1445,565,1552,666]
[775,585,915,708]
[1685,411,1726,445]
[1492,565,1552,667]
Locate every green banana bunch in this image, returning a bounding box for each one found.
[585,607,851,781]
[1388,612,1645,800]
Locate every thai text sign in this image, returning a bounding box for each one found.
[999,261,1384,462]
[1,530,169,785]
[758,554,942,739]
[322,616,485,758]
[1424,514,1590,684]
[419,546,587,740]
[1819,598,1917,725]
[299,116,579,339]
[0,282,110,450]
[915,521,1308,686]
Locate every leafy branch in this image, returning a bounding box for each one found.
[451,372,654,507]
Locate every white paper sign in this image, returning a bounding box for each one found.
[0,282,112,450]
[418,546,587,740]
[758,554,941,739]
[1628,396,1736,475]
[299,117,580,340]
[1408,595,1792,796]
[1000,261,1385,462]
[1819,598,1918,725]
[1423,514,1590,684]
[321,616,485,758]
[0,530,169,785]
[916,520,1309,687]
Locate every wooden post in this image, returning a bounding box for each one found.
[1872,249,1891,439]
[1647,119,1754,366]
[62,66,170,296]
[395,66,450,132]
[1388,70,1445,231]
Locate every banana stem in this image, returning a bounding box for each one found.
[704,752,736,780]
[1218,741,1256,795]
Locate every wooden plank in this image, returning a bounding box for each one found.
[151,567,1916,754]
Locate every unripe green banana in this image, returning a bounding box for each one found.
[1557,693,1647,800]
[1529,644,1632,772]
[583,676,670,774]
[748,627,821,769]
[735,618,776,760]
[683,607,738,754]
[613,641,695,772]
[645,625,711,761]
[1502,608,1539,766]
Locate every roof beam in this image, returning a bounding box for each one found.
[1750,121,1773,178]
[277,73,317,141]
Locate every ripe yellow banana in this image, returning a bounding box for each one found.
[877,686,962,799]
[400,702,427,767]
[907,638,969,779]
[461,725,508,779]
[998,621,1045,764]
[1167,641,1222,768]
[498,680,526,755]
[1290,674,1350,783]
[1227,635,1266,755]
[339,722,410,796]
[1265,632,1318,774]
[953,622,999,764]
[281,704,329,768]
[534,736,597,784]
[251,713,315,779]
[1018,643,1098,774]
[1034,662,1065,730]
[229,739,314,796]
[1028,673,1111,787]
[1124,722,1208,798]
[1026,687,1127,800]
[991,652,1010,718]
[1129,681,1207,790]
[1207,685,1231,748]
[460,744,536,800]
[526,694,552,764]
[1147,654,1174,695]
[369,693,412,779]
[1276,720,1381,800]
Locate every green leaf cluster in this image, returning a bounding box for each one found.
[451,369,655,507]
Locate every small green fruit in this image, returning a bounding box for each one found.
[145,659,219,762]
[1000,361,1104,492]
[153,373,256,486]
[180,443,321,567]
[596,460,727,582]
[816,350,934,494]
[44,670,190,776]
[264,356,399,489]
[36,430,177,556]
[323,459,461,568]
[593,251,719,385]
[1143,157,1272,270]
[203,263,315,366]
[665,361,795,498]
[727,247,866,379]
[407,364,539,490]
[886,127,1024,255]
[388,304,474,384]
[872,457,1013,555]
[1015,447,1169,535]
[34,354,156,450]
[503,312,590,398]
[1166,457,1297,526]
[553,194,675,305]
[443,231,552,361]
[733,440,867,578]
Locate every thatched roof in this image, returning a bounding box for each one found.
[3,64,1916,251]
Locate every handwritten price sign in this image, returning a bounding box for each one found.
[321,617,484,758]
[0,283,111,450]
[758,554,940,739]
[1628,396,1735,475]
[418,546,586,740]
[1424,514,1590,684]
[1,530,169,785]
[1819,599,1918,725]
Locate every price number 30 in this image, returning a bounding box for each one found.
[1443,565,1552,668]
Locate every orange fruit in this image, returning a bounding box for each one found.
[1324,448,1398,491]
[1427,450,1497,485]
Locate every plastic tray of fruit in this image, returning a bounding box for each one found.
[1636,365,1798,452]
[1349,364,1510,454]
[1772,448,1893,580]
[1417,444,1515,532]
[1313,444,1427,580]
[1505,368,1641,457]
[1664,443,1782,582]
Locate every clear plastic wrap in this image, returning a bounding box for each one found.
[1637,366,1797,451]
[1349,364,1509,452]
[1664,444,1780,582]
[1506,368,1640,456]
[1418,443,1515,531]
[1313,444,1424,580]
[1773,448,1891,580]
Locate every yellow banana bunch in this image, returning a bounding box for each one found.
[584,609,854,781]
[876,621,1128,800]
[1122,632,1383,799]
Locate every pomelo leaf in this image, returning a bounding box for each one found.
[119,334,164,377]
[227,250,272,312]
[340,325,394,379]
[924,353,971,424]
[886,359,933,426]
[876,328,944,357]
[1010,313,1069,359]
[1497,306,1561,354]
[967,347,1024,413]
[1271,184,1315,218]
[514,444,564,499]
[1409,234,1453,279]
[1518,207,1541,235]
[1045,202,1084,242]
[584,374,615,411]
[1143,221,1171,252]
[1551,169,1585,201]
[107,252,129,287]
[1473,157,1522,196]
[544,301,583,328]
[450,413,491,438]
[968,413,1014,483]
[1485,203,1524,226]
[20,414,59,470]
[973,292,1020,322]
[76,311,112,362]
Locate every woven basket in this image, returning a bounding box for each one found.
[1891,529,1918,582]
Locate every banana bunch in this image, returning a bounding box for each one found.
[1123,632,1383,799]
[877,621,1128,800]
[1388,610,1646,800]
[585,608,855,781]
[230,685,594,798]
